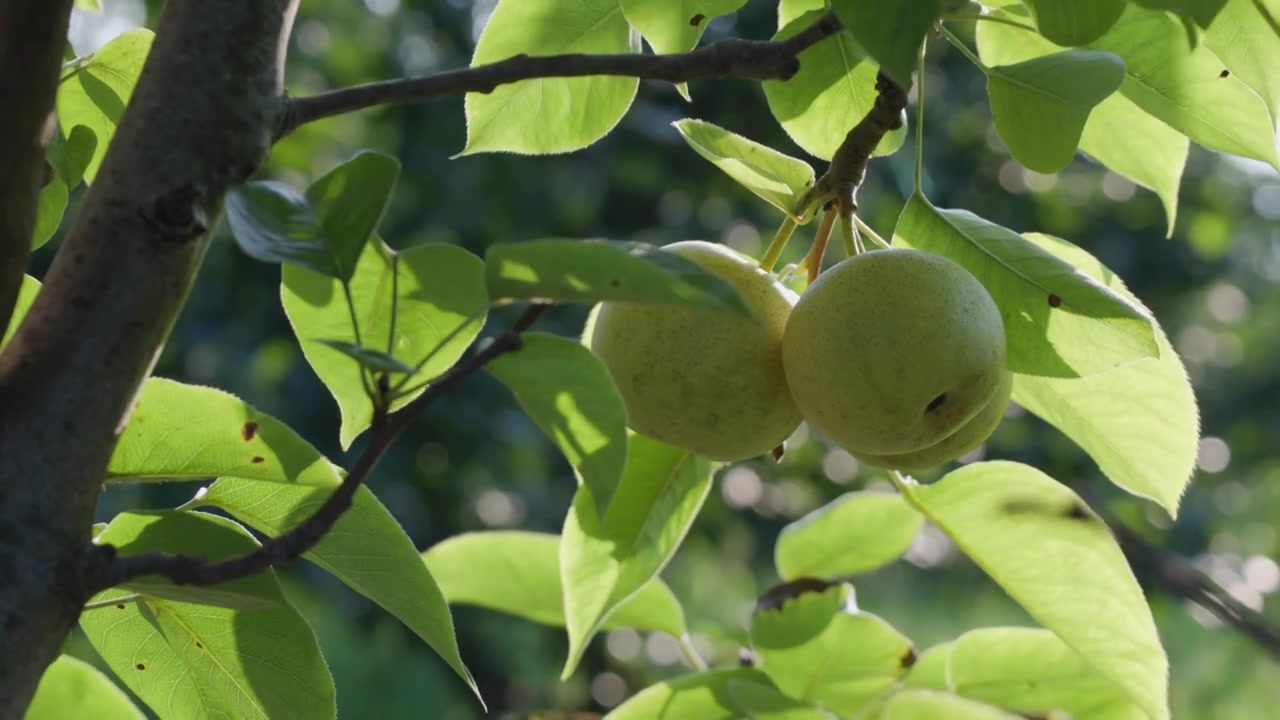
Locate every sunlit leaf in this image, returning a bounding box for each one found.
[912,461,1170,720]
[621,0,747,55]
[304,150,401,282]
[1130,0,1228,27]
[33,173,68,250]
[487,333,628,513]
[27,655,144,720]
[198,478,480,702]
[56,29,154,183]
[0,275,40,348]
[283,239,488,449]
[607,669,773,719]
[561,433,716,678]
[728,680,840,719]
[313,339,417,375]
[461,0,639,155]
[892,196,1159,378]
[902,642,953,691]
[107,378,342,486]
[423,531,686,636]
[774,491,923,580]
[873,690,1024,719]
[1205,0,1280,124]
[1012,232,1198,517]
[1023,0,1127,45]
[673,118,816,220]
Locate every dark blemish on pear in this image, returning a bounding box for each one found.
[689,13,705,26]
[1047,294,1062,308]
[242,421,258,441]
[925,393,947,413]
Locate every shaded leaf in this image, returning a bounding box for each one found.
[912,461,1170,720]
[304,150,401,282]
[1024,0,1127,45]
[108,377,342,487]
[198,478,480,701]
[313,339,417,375]
[674,118,816,220]
[224,180,333,275]
[830,0,943,88]
[892,196,1158,377]
[985,49,1125,173]
[283,239,488,448]
[1012,232,1198,517]
[728,680,839,719]
[561,433,716,678]
[27,655,144,720]
[763,7,907,162]
[486,332,628,513]
[423,531,686,636]
[461,0,639,155]
[486,238,751,316]
[48,124,97,189]
[607,669,773,719]
[56,29,153,183]
[774,491,923,581]
[33,173,68,250]
[1131,0,1228,27]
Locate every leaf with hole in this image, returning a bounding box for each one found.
[892,195,1158,378]
[26,655,144,720]
[423,531,686,636]
[674,118,817,220]
[283,239,489,448]
[751,582,915,715]
[1011,232,1198,518]
[107,378,342,486]
[56,28,153,184]
[621,0,747,56]
[486,238,751,317]
[460,0,639,155]
[561,432,715,678]
[984,49,1125,173]
[911,461,1169,720]
[764,7,907,162]
[198,477,480,702]
[486,332,628,514]
[774,491,923,581]
[1205,0,1280,124]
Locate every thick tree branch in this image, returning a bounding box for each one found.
[86,304,548,593]
[0,1,74,337]
[277,11,843,139]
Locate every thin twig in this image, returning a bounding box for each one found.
[84,304,549,594]
[277,11,843,139]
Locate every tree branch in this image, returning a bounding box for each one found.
[86,304,548,594]
[0,0,74,338]
[277,10,843,139]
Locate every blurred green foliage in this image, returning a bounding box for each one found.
[53,0,1280,717]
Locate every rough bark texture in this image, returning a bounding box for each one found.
[0,1,74,338]
[0,1,297,713]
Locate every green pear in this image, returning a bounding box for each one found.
[782,248,1007,455]
[854,366,1012,471]
[586,240,802,462]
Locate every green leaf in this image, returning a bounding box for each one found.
[305,150,400,282]
[975,15,1187,233]
[763,8,907,162]
[1205,0,1280,124]
[313,339,417,375]
[79,588,335,720]
[607,669,774,719]
[911,461,1170,720]
[94,510,285,610]
[948,627,1146,718]
[33,173,68,249]
[27,655,144,720]
[224,180,333,275]
[423,530,686,636]
[486,238,751,317]
[561,433,716,678]
[902,642,953,691]
[486,332,629,514]
[49,124,97,190]
[892,196,1159,378]
[830,0,943,88]
[874,690,1024,719]
[673,119,816,220]
[1,275,40,347]
[984,50,1125,173]
[283,239,489,449]
[74,0,103,10]
[1024,0,1127,45]
[1091,3,1279,168]
[1131,0,1227,27]
[621,0,748,55]
[56,28,153,184]
[460,0,639,155]
[107,377,342,486]
[198,478,481,702]
[751,583,914,715]
[774,491,923,581]
[1011,232,1198,517]
[728,680,840,719]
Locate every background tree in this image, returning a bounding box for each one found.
[4,0,1280,718]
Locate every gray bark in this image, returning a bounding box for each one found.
[0,0,298,714]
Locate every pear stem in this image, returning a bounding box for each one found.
[853,214,891,249]
[805,205,838,284]
[759,216,799,272]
